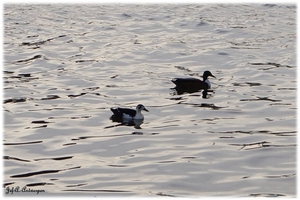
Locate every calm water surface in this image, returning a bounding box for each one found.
[3,4,296,197]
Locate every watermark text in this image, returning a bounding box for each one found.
[5,186,45,195]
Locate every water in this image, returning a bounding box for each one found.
[3,4,296,197]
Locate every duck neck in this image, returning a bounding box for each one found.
[134,110,144,119]
[205,79,211,89]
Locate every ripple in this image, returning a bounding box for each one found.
[20,35,67,46]
[178,102,226,110]
[240,97,282,102]
[62,189,130,193]
[3,4,296,197]
[249,193,285,197]
[4,140,43,146]
[11,54,42,63]
[10,166,81,178]
[4,156,31,162]
[26,182,53,187]
[34,156,73,161]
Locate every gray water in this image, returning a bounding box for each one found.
[3,4,296,197]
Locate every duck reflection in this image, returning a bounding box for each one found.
[172,87,214,99]
[109,115,144,129]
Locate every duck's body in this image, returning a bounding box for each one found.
[110,104,149,120]
[172,70,215,90]
[172,77,212,89]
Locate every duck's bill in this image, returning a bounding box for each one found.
[143,108,149,112]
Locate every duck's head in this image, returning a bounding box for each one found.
[136,104,149,112]
[203,71,216,80]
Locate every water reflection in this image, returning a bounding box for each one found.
[171,87,214,99]
[108,115,144,129]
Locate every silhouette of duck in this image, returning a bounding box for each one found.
[110,104,149,120]
[172,70,216,90]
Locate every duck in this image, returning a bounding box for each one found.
[110,104,149,120]
[172,70,216,90]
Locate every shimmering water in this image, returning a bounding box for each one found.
[3,4,296,197]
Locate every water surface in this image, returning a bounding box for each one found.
[3,4,296,197]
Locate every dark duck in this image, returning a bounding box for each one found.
[172,70,216,91]
[110,104,149,120]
